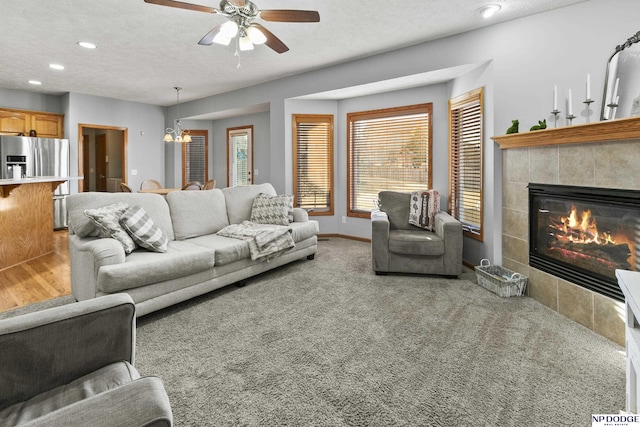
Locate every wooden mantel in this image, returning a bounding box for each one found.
[492,116,640,149]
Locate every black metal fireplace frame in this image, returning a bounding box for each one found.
[529,183,640,302]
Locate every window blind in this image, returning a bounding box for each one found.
[347,103,432,217]
[182,130,208,186]
[293,115,333,215]
[449,88,483,240]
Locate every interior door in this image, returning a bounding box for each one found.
[227,126,253,187]
[95,134,107,192]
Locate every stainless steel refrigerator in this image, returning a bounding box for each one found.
[0,136,70,229]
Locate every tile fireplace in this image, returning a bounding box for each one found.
[493,116,640,345]
[529,183,640,302]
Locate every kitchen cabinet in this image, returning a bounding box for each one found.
[0,108,64,138]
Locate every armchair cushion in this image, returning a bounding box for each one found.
[388,229,444,256]
[0,361,139,425]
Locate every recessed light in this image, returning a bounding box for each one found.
[478,4,501,18]
[28,80,42,85]
[49,63,65,70]
[78,41,97,49]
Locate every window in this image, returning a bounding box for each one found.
[347,103,432,218]
[449,88,483,241]
[182,130,208,186]
[227,126,253,187]
[293,114,334,215]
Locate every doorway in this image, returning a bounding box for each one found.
[227,125,253,187]
[78,124,127,192]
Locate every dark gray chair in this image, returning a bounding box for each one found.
[371,190,463,276]
[0,294,173,426]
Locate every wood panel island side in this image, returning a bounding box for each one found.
[0,177,78,270]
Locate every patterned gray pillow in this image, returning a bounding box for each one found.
[84,202,136,254]
[250,193,294,226]
[120,205,168,253]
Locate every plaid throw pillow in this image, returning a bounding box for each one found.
[84,202,136,254]
[408,190,440,231]
[250,193,294,226]
[120,205,168,253]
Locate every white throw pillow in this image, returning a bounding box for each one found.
[120,205,168,253]
[250,193,294,226]
[84,202,136,254]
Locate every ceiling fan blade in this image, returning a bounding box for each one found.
[252,23,289,54]
[144,0,218,14]
[198,23,225,45]
[227,0,246,6]
[259,10,320,23]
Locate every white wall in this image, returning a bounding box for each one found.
[65,92,165,191]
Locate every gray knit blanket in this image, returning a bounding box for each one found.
[217,221,295,261]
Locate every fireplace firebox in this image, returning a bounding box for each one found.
[529,183,640,302]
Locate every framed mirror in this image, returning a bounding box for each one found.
[601,31,640,120]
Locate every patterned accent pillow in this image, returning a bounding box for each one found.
[408,189,440,231]
[84,202,136,254]
[250,193,294,226]
[120,205,169,253]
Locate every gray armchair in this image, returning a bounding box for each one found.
[371,191,463,276]
[0,294,172,426]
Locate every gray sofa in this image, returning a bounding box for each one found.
[67,183,319,316]
[371,190,463,276]
[0,293,172,426]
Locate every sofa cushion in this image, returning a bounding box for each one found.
[67,192,175,241]
[84,202,136,254]
[119,205,169,253]
[250,193,294,226]
[388,229,445,256]
[166,189,229,240]
[186,234,250,266]
[97,240,215,293]
[0,361,139,426]
[222,183,277,224]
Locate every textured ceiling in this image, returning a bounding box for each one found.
[0,0,588,106]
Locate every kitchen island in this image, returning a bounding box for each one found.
[0,176,79,270]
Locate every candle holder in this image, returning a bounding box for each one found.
[566,114,576,126]
[551,109,561,128]
[607,102,619,120]
[583,99,594,123]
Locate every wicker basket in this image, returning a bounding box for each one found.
[474,259,527,297]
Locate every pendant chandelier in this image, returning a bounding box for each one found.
[164,87,191,143]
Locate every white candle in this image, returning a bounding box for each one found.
[586,73,591,100]
[568,89,573,115]
[553,85,558,110]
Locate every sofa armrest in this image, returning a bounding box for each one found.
[292,207,309,222]
[69,235,125,301]
[434,211,463,275]
[0,294,136,411]
[371,210,390,272]
[22,376,172,427]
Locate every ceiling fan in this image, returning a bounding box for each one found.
[144,0,320,54]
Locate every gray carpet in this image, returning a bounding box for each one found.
[128,238,623,426]
[0,238,625,425]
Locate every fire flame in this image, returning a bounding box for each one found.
[558,206,615,245]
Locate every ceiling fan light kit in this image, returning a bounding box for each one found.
[144,0,320,54]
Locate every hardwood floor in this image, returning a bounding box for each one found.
[0,230,71,313]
